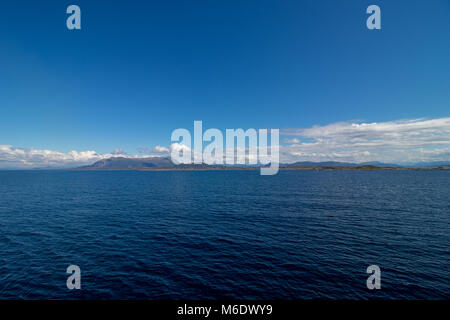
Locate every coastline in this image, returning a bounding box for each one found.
[68,166,450,172]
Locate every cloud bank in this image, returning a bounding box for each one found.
[1,118,449,168]
[0,146,155,169]
[281,118,450,163]
[0,145,104,168]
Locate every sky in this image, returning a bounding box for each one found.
[1,0,450,168]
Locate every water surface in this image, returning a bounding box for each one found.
[0,170,448,299]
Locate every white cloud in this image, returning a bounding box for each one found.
[169,143,192,164]
[280,117,450,163]
[2,118,450,168]
[152,145,170,154]
[0,145,104,168]
[0,145,166,169]
[282,138,300,144]
[111,148,127,155]
[137,145,170,156]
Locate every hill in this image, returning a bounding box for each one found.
[78,157,176,169]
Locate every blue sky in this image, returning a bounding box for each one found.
[1,0,450,167]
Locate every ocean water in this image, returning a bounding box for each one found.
[0,170,448,299]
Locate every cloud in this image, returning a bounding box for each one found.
[111,148,127,155]
[280,117,450,163]
[2,117,450,168]
[137,145,170,156]
[0,145,105,168]
[0,145,166,169]
[169,143,192,164]
[152,145,170,154]
[282,138,300,144]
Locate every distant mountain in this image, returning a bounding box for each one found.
[78,157,229,170]
[407,161,450,168]
[283,161,401,168]
[358,161,402,168]
[283,161,356,167]
[78,157,449,170]
[79,157,176,169]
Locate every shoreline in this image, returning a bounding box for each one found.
[67,166,450,172]
[2,166,449,172]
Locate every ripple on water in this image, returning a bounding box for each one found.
[0,170,448,299]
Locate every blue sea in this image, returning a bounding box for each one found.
[0,170,448,299]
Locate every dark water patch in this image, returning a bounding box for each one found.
[0,170,448,299]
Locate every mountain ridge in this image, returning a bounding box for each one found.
[76,157,450,170]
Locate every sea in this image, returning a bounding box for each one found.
[0,169,448,299]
